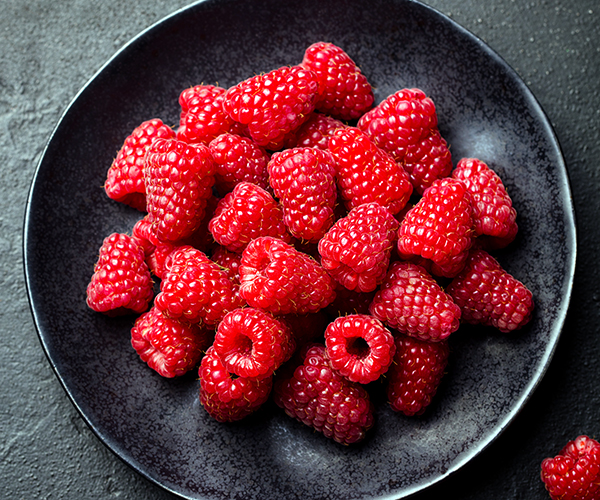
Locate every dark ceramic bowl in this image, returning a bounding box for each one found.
[24,0,576,499]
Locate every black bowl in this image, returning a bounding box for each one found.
[24,0,576,499]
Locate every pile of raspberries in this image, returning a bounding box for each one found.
[86,42,534,446]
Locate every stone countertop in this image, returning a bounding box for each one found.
[2,0,598,498]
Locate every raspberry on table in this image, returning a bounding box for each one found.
[318,202,400,293]
[273,343,374,445]
[199,346,273,423]
[541,435,600,500]
[239,236,337,315]
[283,112,346,150]
[446,248,534,332]
[301,41,374,121]
[131,306,212,378]
[104,118,175,211]
[387,334,450,416]
[208,181,292,253]
[324,314,396,384]
[86,232,154,316]
[222,65,319,150]
[328,127,413,215]
[369,261,461,342]
[268,147,338,243]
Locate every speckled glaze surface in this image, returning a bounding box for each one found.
[24,0,575,499]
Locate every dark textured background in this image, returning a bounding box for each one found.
[2,0,598,498]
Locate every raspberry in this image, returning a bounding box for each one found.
[446,248,534,332]
[301,42,374,121]
[104,118,175,211]
[199,346,273,422]
[213,308,295,380]
[176,84,245,145]
[357,87,438,162]
[387,335,450,416]
[210,246,242,284]
[324,314,396,384]
[328,127,413,215]
[398,177,474,278]
[131,306,211,378]
[154,245,245,325]
[223,65,319,150]
[208,182,292,253]
[369,261,461,342]
[208,133,270,194]
[86,233,153,316]
[318,202,400,292]
[283,112,346,150]
[239,236,336,315]
[452,157,518,249]
[273,343,375,445]
[268,147,337,242]
[144,138,215,242]
[541,435,600,500]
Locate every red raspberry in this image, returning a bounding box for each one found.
[86,233,153,316]
[239,236,336,315]
[154,246,245,325]
[369,261,461,342]
[130,306,211,378]
[208,133,270,194]
[398,177,474,278]
[144,138,215,242]
[446,248,534,332]
[104,119,175,211]
[210,246,242,284]
[176,84,245,145]
[199,346,273,422]
[403,129,453,195]
[301,42,374,121]
[318,202,400,293]
[357,87,438,162]
[273,343,375,445]
[223,65,319,150]
[541,435,600,500]
[328,127,413,215]
[387,335,450,416]
[324,314,396,384]
[283,112,346,150]
[268,147,337,243]
[452,157,518,249]
[208,182,292,253]
[213,308,295,380]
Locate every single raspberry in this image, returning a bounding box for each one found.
[210,246,242,284]
[403,128,453,195]
[223,65,319,150]
[324,314,396,384]
[104,118,175,211]
[199,346,273,422]
[357,87,438,162]
[452,157,518,249]
[176,84,245,145]
[131,306,211,378]
[273,343,375,445]
[318,202,400,293]
[268,147,337,243]
[387,334,450,416]
[369,261,461,342]
[239,236,336,315]
[208,133,270,194]
[86,233,153,316]
[328,127,413,215]
[208,182,292,253]
[213,308,295,380]
[154,246,245,325]
[325,285,377,318]
[144,138,215,242]
[541,435,600,500]
[283,112,346,150]
[446,248,534,332]
[301,42,374,121]
[398,177,474,278]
